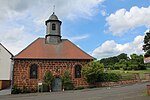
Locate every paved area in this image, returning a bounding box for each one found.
[0,88,11,96]
[0,82,150,100]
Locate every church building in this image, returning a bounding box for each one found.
[13,12,94,92]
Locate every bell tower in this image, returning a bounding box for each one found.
[45,12,62,44]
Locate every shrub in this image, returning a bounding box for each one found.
[63,82,74,90]
[39,83,49,92]
[138,64,146,70]
[82,61,104,84]
[121,74,135,81]
[44,71,54,91]
[11,84,21,94]
[22,85,29,93]
[114,64,120,70]
[97,73,121,82]
[62,70,74,90]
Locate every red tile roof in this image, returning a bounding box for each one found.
[144,57,150,63]
[14,38,94,60]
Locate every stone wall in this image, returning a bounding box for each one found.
[94,80,138,87]
[13,59,90,90]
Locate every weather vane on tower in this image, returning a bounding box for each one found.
[53,5,55,14]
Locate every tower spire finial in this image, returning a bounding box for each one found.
[53,5,55,14]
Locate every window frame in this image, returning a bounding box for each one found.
[75,65,81,78]
[52,23,56,30]
[30,64,38,79]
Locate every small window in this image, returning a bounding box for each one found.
[30,64,38,79]
[52,23,56,30]
[75,65,81,78]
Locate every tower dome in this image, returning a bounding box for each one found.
[45,12,62,44]
[49,12,58,20]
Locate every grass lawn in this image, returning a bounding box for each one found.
[107,68,150,80]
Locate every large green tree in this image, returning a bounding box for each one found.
[129,54,145,70]
[99,53,128,68]
[114,59,127,70]
[143,30,150,57]
[99,53,146,70]
[117,53,129,60]
[100,56,119,68]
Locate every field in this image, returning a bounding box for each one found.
[107,68,150,80]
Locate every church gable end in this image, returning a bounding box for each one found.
[13,12,94,92]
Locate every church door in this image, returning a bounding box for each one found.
[52,77,62,92]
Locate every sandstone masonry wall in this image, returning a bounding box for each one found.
[13,59,90,90]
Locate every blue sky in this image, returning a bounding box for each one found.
[0,0,150,59]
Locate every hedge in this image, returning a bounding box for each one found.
[97,73,121,82]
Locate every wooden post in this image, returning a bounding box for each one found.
[134,73,141,82]
[144,73,150,81]
[147,85,150,96]
[38,82,43,93]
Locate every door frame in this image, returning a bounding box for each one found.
[52,77,62,92]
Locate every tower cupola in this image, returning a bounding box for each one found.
[45,12,62,44]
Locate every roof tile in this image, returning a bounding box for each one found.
[14,38,94,60]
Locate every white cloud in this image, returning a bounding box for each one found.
[92,35,144,59]
[0,0,104,23]
[63,34,89,42]
[0,26,38,55]
[106,6,150,36]
[101,10,107,16]
[0,0,104,55]
[0,0,36,22]
[69,34,89,42]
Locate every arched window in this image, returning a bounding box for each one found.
[52,23,56,30]
[75,65,81,78]
[30,64,38,79]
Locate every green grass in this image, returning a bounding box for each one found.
[107,68,150,80]
[142,90,149,96]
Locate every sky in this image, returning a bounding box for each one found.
[0,0,150,59]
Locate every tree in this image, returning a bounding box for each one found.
[62,70,74,90]
[114,59,127,70]
[44,71,54,92]
[100,57,119,68]
[82,61,104,84]
[99,53,146,70]
[117,53,129,60]
[143,30,150,57]
[126,54,146,70]
[99,53,128,68]
[127,59,138,70]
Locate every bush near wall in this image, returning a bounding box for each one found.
[11,84,21,94]
[38,83,49,92]
[62,70,74,90]
[97,73,121,82]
